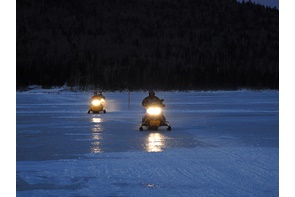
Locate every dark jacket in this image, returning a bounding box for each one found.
[142,95,165,108]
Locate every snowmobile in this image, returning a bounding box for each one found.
[87,95,106,114]
[139,102,171,131]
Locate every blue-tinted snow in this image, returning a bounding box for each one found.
[16,90,278,196]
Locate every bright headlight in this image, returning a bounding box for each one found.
[100,99,105,103]
[91,99,101,106]
[147,107,162,115]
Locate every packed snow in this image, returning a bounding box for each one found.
[16,89,279,196]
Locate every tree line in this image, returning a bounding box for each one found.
[16,0,279,90]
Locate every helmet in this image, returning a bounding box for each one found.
[148,90,155,96]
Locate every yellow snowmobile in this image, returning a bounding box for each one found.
[88,92,106,114]
[139,102,171,131]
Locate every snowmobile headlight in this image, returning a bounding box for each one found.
[91,99,101,106]
[147,107,162,115]
[100,98,105,103]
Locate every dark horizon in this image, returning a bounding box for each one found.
[237,0,279,9]
[16,0,279,91]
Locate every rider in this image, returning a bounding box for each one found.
[92,91,105,100]
[142,90,166,122]
[142,90,165,108]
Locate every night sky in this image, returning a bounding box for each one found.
[238,0,279,8]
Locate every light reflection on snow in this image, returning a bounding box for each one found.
[91,117,103,153]
[91,117,103,123]
[92,133,102,140]
[91,133,103,153]
[92,126,101,133]
[91,141,102,153]
[146,133,165,152]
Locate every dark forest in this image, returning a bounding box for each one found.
[16,0,279,91]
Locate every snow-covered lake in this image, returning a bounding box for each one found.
[16,90,279,196]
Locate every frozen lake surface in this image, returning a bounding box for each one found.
[16,90,279,196]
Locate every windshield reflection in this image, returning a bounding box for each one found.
[145,133,166,152]
[90,116,103,153]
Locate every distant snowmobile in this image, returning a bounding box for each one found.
[88,91,106,114]
[139,101,171,131]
